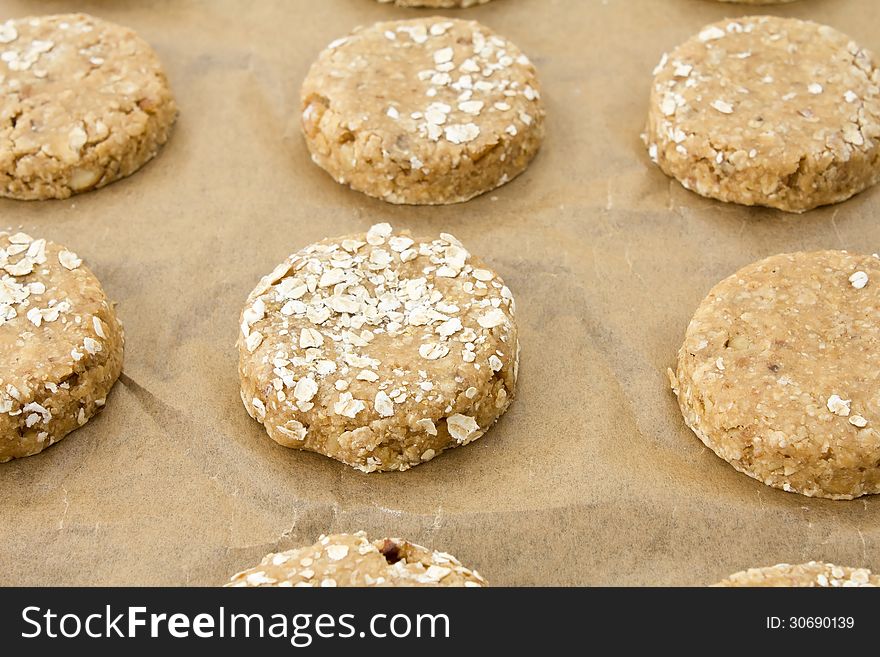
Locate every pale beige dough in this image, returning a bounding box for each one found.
[0,13,177,200]
[0,231,124,462]
[716,562,879,587]
[238,223,518,473]
[646,16,880,213]
[226,532,487,587]
[301,17,544,204]
[670,251,880,499]
[378,0,494,7]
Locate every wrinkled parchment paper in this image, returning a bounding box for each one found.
[2,0,878,586]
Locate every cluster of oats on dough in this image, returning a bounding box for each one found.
[715,562,879,587]
[227,532,487,587]
[0,232,124,462]
[301,17,544,204]
[238,223,518,473]
[646,16,880,212]
[0,14,177,200]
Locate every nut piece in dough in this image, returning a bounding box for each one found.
[0,13,178,200]
[238,223,519,473]
[377,0,494,7]
[715,562,879,587]
[301,17,544,204]
[1,231,124,462]
[226,532,487,587]
[671,251,880,500]
[645,17,880,212]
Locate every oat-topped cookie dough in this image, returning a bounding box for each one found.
[300,17,544,205]
[238,223,518,473]
[716,562,879,587]
[0,13,177,200]
[0,232,123,462]
[377,0,495,7]
[670,251,880,499]
[226,532,487,587]
[645,17,880,213]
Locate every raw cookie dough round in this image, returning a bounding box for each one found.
[670,251,880,499]
[0,13,178,200]
[226,532,487,587]
[238,223,518,473]
[645,16,880,213]
[300,17,544,204]
[1,231,124,462]
[378,0,494,7]
[715,562,879,587]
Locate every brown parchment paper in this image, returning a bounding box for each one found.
[1,0,879,587]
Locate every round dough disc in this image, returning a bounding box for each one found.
[671,251,880,500]
[716,562,879,587]
[238,223,519,473]
[1,231,124,462]
[300,17,544,204]
[0,13,177,200]
[226,532,487,587]
[645,16,880,212]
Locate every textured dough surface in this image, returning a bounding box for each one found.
[671,251,880,499]
[0,231,124,462]
[645,16,880,213]
[378,0,494,7]
[301,17,544,204]
[227,532,487,587]
[670,251,880,499]
[238,223,518,473]
[716,562,879,587]
[0,13,177,200]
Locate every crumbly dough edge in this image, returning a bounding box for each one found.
[646,112,880,213]
[239,335,518,473]
[2,91,178,201]
[714,561,879,587]
[0,292,124,462]
[669,348,879,500]
[301,92,544,206]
